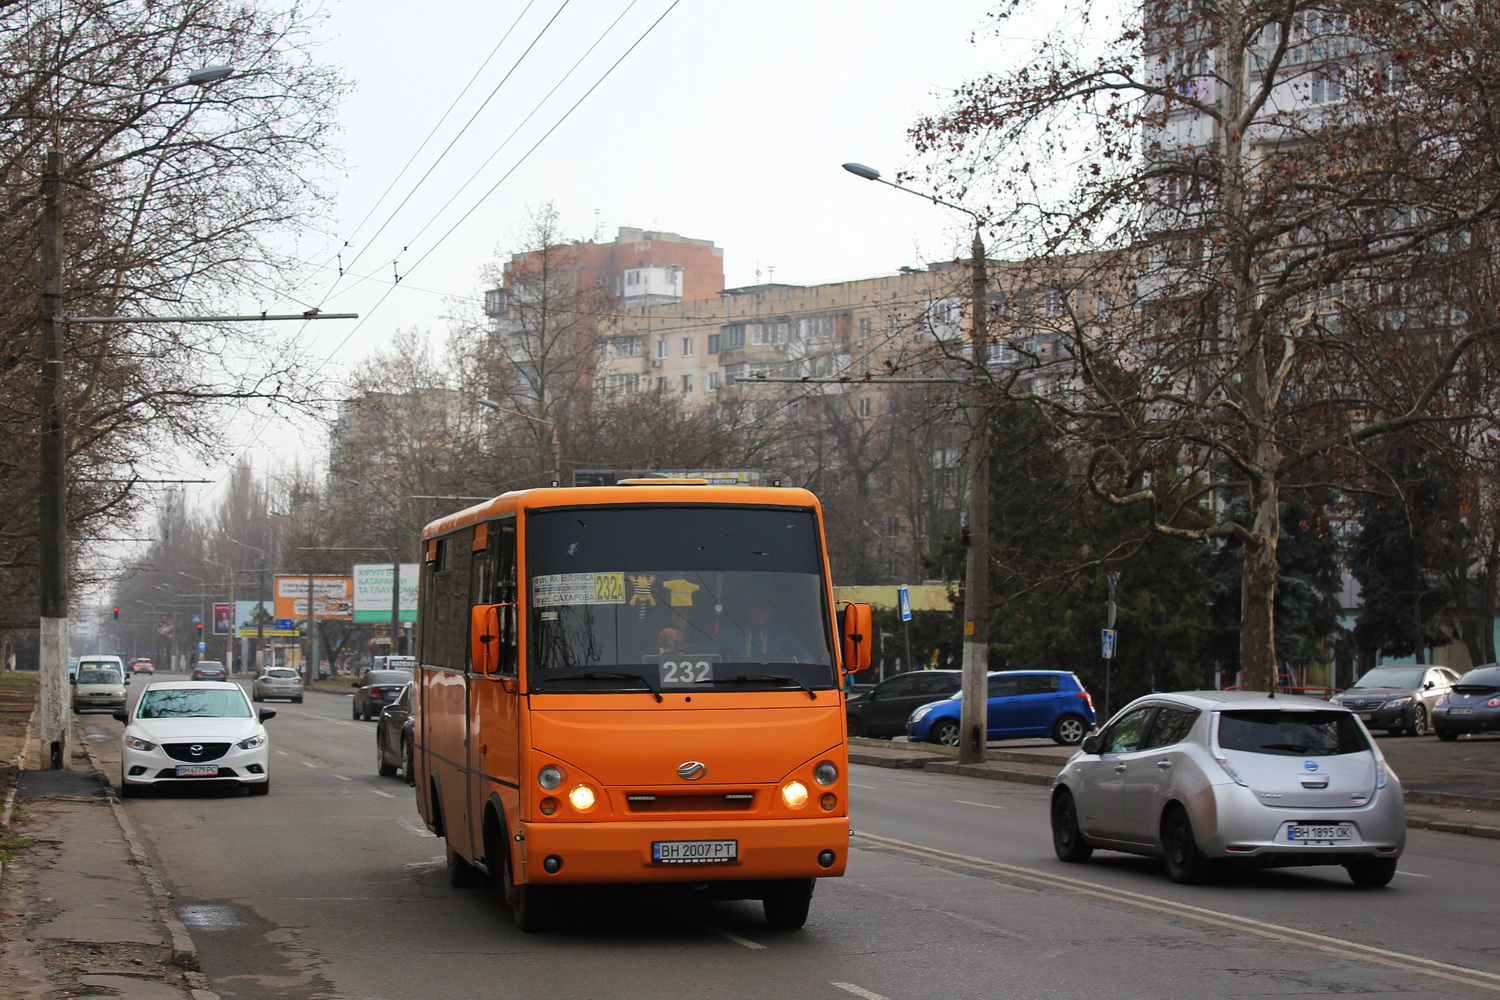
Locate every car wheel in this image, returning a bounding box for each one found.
[1051,789,1094,863]
[446,839,484,888]
[931,718,961,747]
[847,716,865,738]
[1406,706,1428,737]
[1161,805,1211,885]
[295,697,303,703]
[352,701,359,720]
[762,878,814,930]
[248,778,270,796]
[1436,728,1460,742]
[1052,714,1088,746]
[119,772,143,799]
[377,734,397,777]
[1346,857,1398,887]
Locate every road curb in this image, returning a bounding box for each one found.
[77,720,218,996]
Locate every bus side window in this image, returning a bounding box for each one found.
[470,519,517,676]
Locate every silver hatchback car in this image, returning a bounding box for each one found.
[1050,691,1405,886]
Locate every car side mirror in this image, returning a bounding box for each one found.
[1080,734,1102,755]
[259,709,277,722]
[112,709,128,723]
[350,680,360,687]
[1424,680,1434,689]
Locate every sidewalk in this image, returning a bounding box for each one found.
[0,707,217,1000]
[847,737,1500,839]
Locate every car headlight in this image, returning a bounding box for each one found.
[123,734,156,752]
[910,705,935,723]
[236,734,267,750]
[1384,697,1413,709]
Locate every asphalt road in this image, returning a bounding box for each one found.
[79,676,1500,1000]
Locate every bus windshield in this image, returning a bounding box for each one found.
[525,505,836,695]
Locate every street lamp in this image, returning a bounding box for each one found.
[228,538,268,672]
[479,397,562,487]
[843,161,993,765]
[204,558,237,674]
[34,65,238,769]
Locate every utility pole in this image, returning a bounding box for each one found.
[38,150,68,769]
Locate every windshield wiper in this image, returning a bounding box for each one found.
[725,674,818,699]
[578,671,664,702]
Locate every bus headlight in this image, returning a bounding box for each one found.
[539,765,564,790]
[814,761,838,786]
[568,784,597,811]
[780,780,809,809]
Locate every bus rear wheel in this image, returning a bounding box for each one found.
[445,840,483,888]
[762,878,814,929]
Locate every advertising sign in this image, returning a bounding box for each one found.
[353,564,418,623]
[212,603,233,636]
[233,600,299,638]
[273,576,354,620]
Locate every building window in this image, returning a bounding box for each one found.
[722,324,745,349]
[707,333,720,354]
[857,397,871,419]
[707,372,720,392]
[681,337,694,357]
[681,374,693,393]
[612,337,642,358]
[656,376,668,392]
[1310,66,1343,105]
[858,317,872,341]
[656,339,668,359]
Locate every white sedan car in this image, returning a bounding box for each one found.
[1050,690,1405,886]
[113,681,274,797]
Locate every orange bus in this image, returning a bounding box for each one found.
[413,480,872,932]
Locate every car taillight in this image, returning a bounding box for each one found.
[1489,698,1500,709]
[1437,694,1448,707]
[370,687,383,698]
[1075,690,1094,709]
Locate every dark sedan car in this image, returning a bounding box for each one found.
[1331,664,1459,737]
[1434,665,1500,740]
[352,668,413,721]
[376,683,414,783]
[190,660,228,682]
[846,669,963,738]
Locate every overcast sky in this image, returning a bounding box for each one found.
[198,0,1044,495]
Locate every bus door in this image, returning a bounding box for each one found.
[467,519,521,863]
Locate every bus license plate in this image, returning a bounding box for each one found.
[652,839,737,864]
[175,765,219,776]
[1287,823,1352,842]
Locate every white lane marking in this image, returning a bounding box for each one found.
[301,761,318,768]
[369,788,395,799]
[832,983,890,1000]
[333,774,350,781]
[849,782,879,789]
[855,831,1500,994]
[694,920,766,950]
[274,750,289,756]
[398,817,434,837]
[1397,870,1429,878]
[956,799,1006,810]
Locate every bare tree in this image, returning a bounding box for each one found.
[912,0,1500,689]
[0,0,346,618]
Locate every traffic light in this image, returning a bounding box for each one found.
[112,606,119,619]
[196,621,203,633]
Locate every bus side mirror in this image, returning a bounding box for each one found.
[470,603,516,677]
[837,602,874,673]
[471,604,502,676]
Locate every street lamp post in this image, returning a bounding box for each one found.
[204,559,236,674]
[843,162,992,765]
[228,538,268,672]
[479,397,561,486]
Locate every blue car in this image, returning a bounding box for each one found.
[907,670,1097,746]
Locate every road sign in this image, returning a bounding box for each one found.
[1101,628,1117,660]
[898,586,912,622]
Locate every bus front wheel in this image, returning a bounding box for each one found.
[762,878,813,929]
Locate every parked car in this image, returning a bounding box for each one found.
[907,670,1097,746]
[352,668,413,721]
[1050,690,1405,886]
[375,683,414,784]
[131,657,156,675]
[72,662,128,713]
[1331,664,1459,737]
[846,669,963,738]
[113,681,275,797]
[252,667,303,703]
[1433,665,1500,740]
[190,660,228,682]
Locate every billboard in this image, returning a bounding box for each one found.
[233,600,299,638]
[353,564,418,623]
[273,575,354,620]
